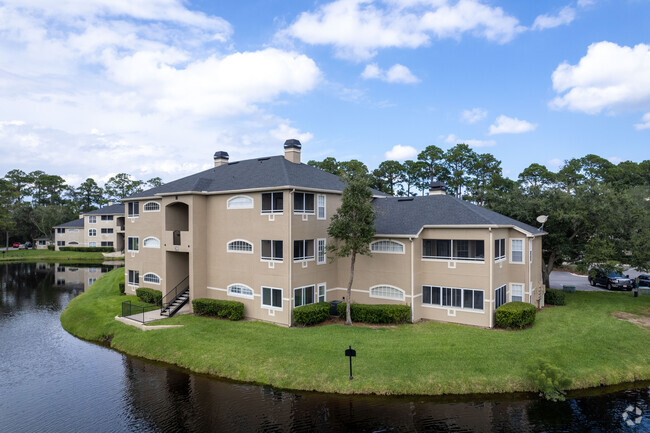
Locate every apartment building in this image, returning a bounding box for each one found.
[53,203,126,251]
[122,140,545,328]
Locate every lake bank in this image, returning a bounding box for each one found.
[61,268,650,396]
[0,249,123,263]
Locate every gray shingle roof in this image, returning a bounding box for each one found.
[84,203,125,215]
[54,218,85,229]
[126,156,388,199]
[373,194,544,236]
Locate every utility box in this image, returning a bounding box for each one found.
[563,285,576,293]
[330,300,342,315]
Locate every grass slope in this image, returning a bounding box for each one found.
[61,268,650,396]
[0,249,120,263]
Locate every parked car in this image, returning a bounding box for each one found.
[24,241,32,249]
[12,242,20,248]
[588,268,635,291]
[638,274,650,288]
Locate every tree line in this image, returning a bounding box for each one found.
[0,170,163,245]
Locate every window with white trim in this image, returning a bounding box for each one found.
[318,283,326,303]
[143,237,160,248]
[69,241,79,245]
[227,196,253,209]
[261,240,283,261]
[88,278,97,286]
[370,240,404,254]
[293,239,314,261]
[101,215,113,221]
[88,242,97,247]
[128,270,139,286]
[529,239,533,263]
[495,238,506,261]
[101,241,113,247]
[88,216,97,223]
[128,202,139,217]
[317,239,326,264]
[422,286,484,310]
[495,285,506,309]
[370,285,405,301]
[88,229,97,237]
[422,239,484,261]
[127,236,139,252]
[261,192,283,214]
[143,273,161,284]
[317,194,326,220]
[69,229,79,233]
[143,202,160,212]
[294,285,315,307]
[262,286,282,309]
[56,228,65,234]
[511,283,524,302]
[227,240,253,253]
[511,239,524,263]
[228,284,254,299]
[294,192,315,214]
[101,228,113,234]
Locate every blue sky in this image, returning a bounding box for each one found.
[0,0,648,186]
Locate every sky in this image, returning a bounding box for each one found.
[0,0,649,187]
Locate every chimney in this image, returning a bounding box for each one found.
[428,181,446,196]
[214,151,229,167]
[283,139,301,164]
[108,201,114,206]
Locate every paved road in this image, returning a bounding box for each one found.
[549,267,644,292]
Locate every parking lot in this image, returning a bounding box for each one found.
[549,268,644,292]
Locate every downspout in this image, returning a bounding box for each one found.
[410,237,414,324]
[489,227,493,329]
[527,235,532,305]
[288,188,294,326]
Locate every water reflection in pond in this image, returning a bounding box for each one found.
[0,262,648,432]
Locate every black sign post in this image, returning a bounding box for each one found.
[345,345,356,380]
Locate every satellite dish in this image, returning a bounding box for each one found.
[536,215,548,230]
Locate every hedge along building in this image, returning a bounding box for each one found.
[53,203,126,251]
[121,140,546,328]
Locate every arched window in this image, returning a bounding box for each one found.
[143,201,161,212]
[143,237,160,248]
[228,284,254,299]
[227,195,254,209]
[370,240,405,254]
[227,240,253,253]
[370,285,405,301]
[143,273,161,284]
[69,241,79,245]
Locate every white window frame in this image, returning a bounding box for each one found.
[261,240,283,262]
[318,283,326,303]
[495,285,507,310]
[294,285,316,308]
[88,278,97,286]
[370,240,405,254]
[422,285,484,311]
[100,241,113,247]
[88,242,97,247]
[529,239,533,263]
[510,239,524,264]
[261,286,283,310]
[510,283,524,302]
[227,195,254,210]
[317,238,326,264]
[127,202,139,218]
[293,239,315,262]
[227,239,254,254]
[228,284,254,299]
[369,285,405,301]
[293,192,315,215]
[88,216,97,224]
[68,229,79,233]
[128,270,139,287]
[101,215,113,221]
[495,238,506,261]
[422,239,485,262]
[143,273,161,285]
[317,194,326,220]
[142,237,160,248]
[127,236,139,252]
[57,241,65,246]
[143,201,161,212]
[101,228,113,234]
[88,228,97,237]
[261,192,283,214]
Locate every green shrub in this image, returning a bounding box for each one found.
[59,246,115,253]
[118,282,125,295]
[136,287,162,305]
[337,302,411,324]
[544,288,566,306]
[193,298,244,321]
[293,302,330,326]
[47,245,55,251]
[528,360,572,401]
[495,302,536,329]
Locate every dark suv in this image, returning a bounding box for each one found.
[588,268,634,291]
[639,274,650,288]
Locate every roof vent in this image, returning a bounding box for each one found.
[428,181,446,196]
[398,197,414,202]
[214,151,229,168]
[283,139,301,164]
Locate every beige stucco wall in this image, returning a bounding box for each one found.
[54,222,84,250]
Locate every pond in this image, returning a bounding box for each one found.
[0,262,648,432]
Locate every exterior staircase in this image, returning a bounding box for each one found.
[160,276,189,317]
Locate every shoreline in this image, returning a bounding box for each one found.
[61,268,650,397]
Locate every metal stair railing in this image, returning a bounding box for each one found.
[160,276,189,316]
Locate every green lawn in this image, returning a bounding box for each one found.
[0,249,122,263]
[61,268,650,396]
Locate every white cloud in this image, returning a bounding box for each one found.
[547,158,563,168]
[607,156,623,164]
[460,107,487,123]
[550,41,650,114]
[577,0,595,7]
[445,133,496,147]
[634,112,650,130]
[361,63,419,83]
[282,0,524,60]
[384,144,418,160]
[532,6,575,31]
[270,123,314,143]
[488,115,537,135]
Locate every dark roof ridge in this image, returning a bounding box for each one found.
[443,195,494,225]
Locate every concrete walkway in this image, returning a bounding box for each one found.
[115,303,191,330]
